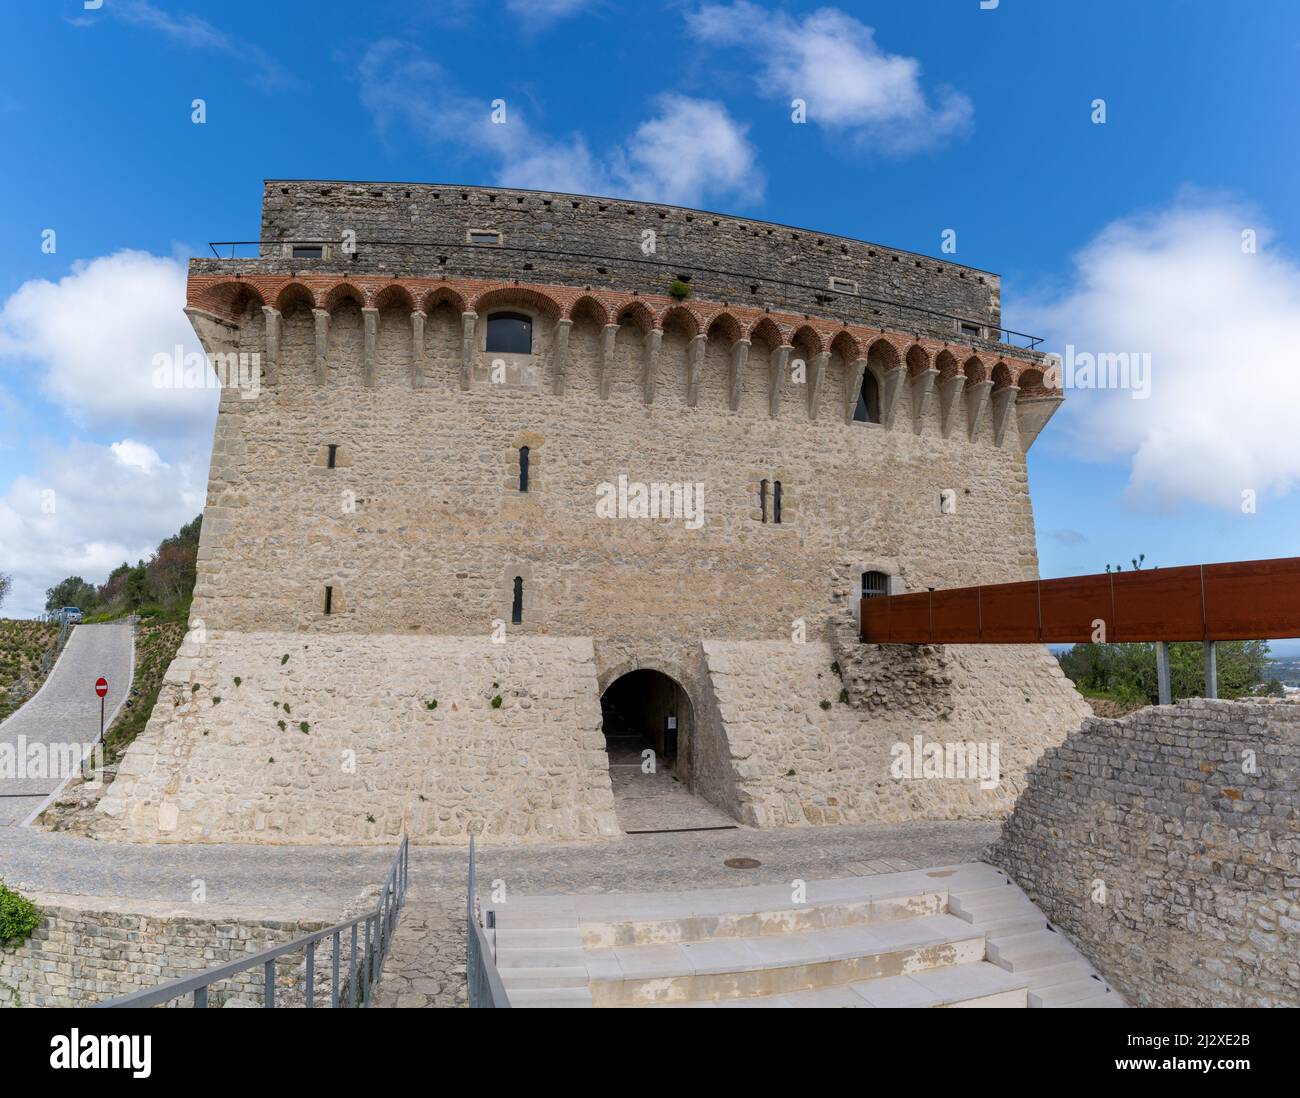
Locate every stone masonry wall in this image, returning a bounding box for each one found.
[698,640,1089,827]
[241,180,1005,343]
[93,632,619,844]
[0,895,329,1008]
[989,700,1300,1008]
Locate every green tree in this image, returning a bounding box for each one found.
[1058,639,1270,704]
[0,572,11,613]
[43,576,98,614]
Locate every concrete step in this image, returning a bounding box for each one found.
[1023,960,1105,992]
[642,962,1026,1009]
[587,913,985,1006]
[507,987,594,1009]
[495,946,585,969]
[983,913,1050,939]
[497,965,589,990]
[985,929,1078,972]
[493,927,583,950]
[1029,976,1115,1008]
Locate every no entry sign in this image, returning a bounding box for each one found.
[95,677,108,698]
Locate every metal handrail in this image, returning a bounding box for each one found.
[203,238,1044,350]
[465,834,511,1008]
[97,835,409,1008]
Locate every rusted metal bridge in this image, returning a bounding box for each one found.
[859,556,1300,704]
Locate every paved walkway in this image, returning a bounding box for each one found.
[0,621,134,825]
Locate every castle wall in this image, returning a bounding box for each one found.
[989,700,1300,1008]
[249,181,1004,344]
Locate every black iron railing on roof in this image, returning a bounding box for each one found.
[204,239,1045,350]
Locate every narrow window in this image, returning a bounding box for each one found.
[760,478,768,523]
[862,571,889,599]
[468,229,502,246]
[327,444,338,469]
[828,276,858,295]
[292,245,323,259]
[853,369,881,424]
[959,321,982,339]
[511,577,523,624]
[519,447,530,492]
[486,311,532,354]
[773,481,783,525]
[324,586,334,614]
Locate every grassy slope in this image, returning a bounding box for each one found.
[0,619,62,723]
[102,618,186,765]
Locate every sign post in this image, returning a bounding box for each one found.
[95,677,108,744]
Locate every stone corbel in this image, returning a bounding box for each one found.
[844,358,867,423]
[686,333,707,407]
[361,308,379,387]
[643,327,663,405]
[597,323,619,400]
[991,385,1020,447]
[551,318,572,397]
[806,350,828,419]
[260,306,281,386]
[938,373,966,438]
[769,344,791,418]
[312,309,330,385]
[966,379,994,442]
[459,311,477,391]
[880,365,906,429]
[728,339,750,411]
[410,310,426,388]
[910,368,939,434]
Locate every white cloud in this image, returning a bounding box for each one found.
[686,3,972,153]
[0,438,207,618]
[504,0,597,26]
[358,41,763,207]
[1019,195,1300,511]
[91,0,298,91]
[0,250,214,437]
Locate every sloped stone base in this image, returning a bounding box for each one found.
[696,640,1090,828]
[91,631,620,844]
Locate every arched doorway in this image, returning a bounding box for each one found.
[599,668,735,833]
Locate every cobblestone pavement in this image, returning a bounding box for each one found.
[0,621,134,825]
[607,761,739,832]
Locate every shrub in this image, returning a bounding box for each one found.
[0,881,41,945]
[668,279,692,300]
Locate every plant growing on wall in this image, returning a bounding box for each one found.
[668,279,691,300]
[0,881,41,946]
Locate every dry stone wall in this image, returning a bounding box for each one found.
[989,700,1300,1008]
[0,895,328,1008]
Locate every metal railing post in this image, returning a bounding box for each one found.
[332,930,340,1009]
[1156,641,1172,705]
[264,958,275,1008]
[306,942,315,1008]
[194,985,208,1009]
[1204,640,1219,699]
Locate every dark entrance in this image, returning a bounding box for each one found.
[600,669,688,774]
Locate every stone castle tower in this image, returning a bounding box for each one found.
[95,181,1089,844]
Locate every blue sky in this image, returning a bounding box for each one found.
[2,0,1299,645]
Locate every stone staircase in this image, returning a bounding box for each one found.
[484,863,1124,1008]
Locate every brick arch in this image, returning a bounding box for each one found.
[1017,367,1050,395]
[473,286,562,322]
[273,281,316,314]
[420,285,468,314]
[830,330,861,361]
[747,316,785,349]
[790,323,824,355]
[905,343,931,377]
[866,336,902,372]
[963,355,987,384]
[659,304,699,337]
[199,280,266,320]
[324,282,365,312]
[374,283,416,312]
[568,294,609,326]
[614,299,655,334]
[991,362,1015,391]
[703,311,743,343]
[936,349,960,383]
